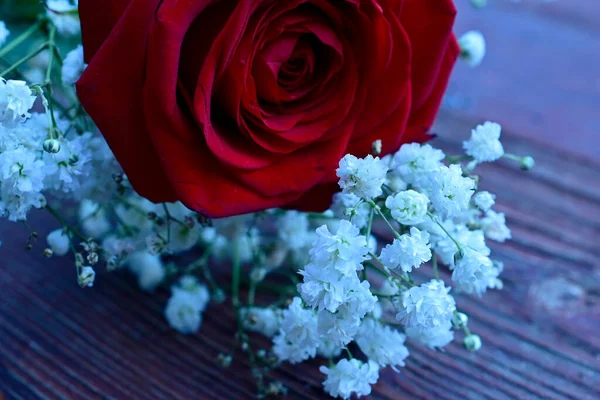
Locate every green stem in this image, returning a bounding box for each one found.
[427,212,462,252]
[44,25,56,83]
[231,242,241,309]
[0,43,48,78]
[0,18,45,59]
[45,205,88,242]
[432,251,439,280]
[368,200,401,239]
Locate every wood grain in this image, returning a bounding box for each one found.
[1,0,600,399]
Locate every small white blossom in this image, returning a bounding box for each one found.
[61,45,87,85]
[78,266,95,287]
[319,359,379,400]
[379,227,431,273]
[330,192,371,229]
[459,30,486,67]
[317,339,343,359]
[431,222,489,265]
[385,190,429,225]
[309,220,368,276]
[174,275,210,311]
[127,252,166,292]
[164,289,203,334]
[46,229,70,256]
[396,279,456,329]
[273,297,320,363]
[277,210,312,251]
[464,122,504,163]
[392,143,445,186]
[405,320,454,349]
[356,319,409,370]
[336,154,387,200]
[481,210,511,242]
[79,200,110,239]
[0,79,37,125]
[47,0,81,37]
[317,307,361,348]
[0,21,9,47]
[473,191,496,211]
[424,164,475,219]
[241,307,282,338]
[452,249,503,295]
[298,264,356,313]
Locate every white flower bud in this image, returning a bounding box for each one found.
[459,30,486,67]
[78,266,96,288]
[43,139,61,154]
[521,156,535,170]
[464,334,482,351]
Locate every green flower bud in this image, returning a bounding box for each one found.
[520,156,535,171]
[464,334,482,351]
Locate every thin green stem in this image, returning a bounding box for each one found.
[44,25,56,83]
[0,43,48,78]
[368,200,401,239]
[45,205,88,242]
[0,18,45,59]
[231,242,241,309]
[427,212,462,252]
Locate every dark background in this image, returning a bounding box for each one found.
[1,0,599,399]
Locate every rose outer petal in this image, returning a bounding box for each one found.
[76,0,178,203]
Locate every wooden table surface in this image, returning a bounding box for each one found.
[1,0,599,399]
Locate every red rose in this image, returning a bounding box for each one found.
[76,0,458,217]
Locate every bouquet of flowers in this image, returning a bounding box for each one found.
[0,1,534,398]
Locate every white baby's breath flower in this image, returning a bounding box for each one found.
[79,200,110,239]
[459,30,486,67]
[430,222,490,266]
[46,229,70,256]
[330,192,371,229]
[405,320,454,349]
[319,359,379,400]
[127,251,165,292]
[385,190,429,225]
[0,79,37,125]
[47,0,81,36]
[175,275,210,311]
[298,264,356,313]
[61,45,87,85]
[336,154,387,200]
[164,289,203,334]
[273,297,320,363]
[396,279,456,329]
[453,249,503,295]
[356,319,409,370]
[392,143,445,186]
[241,307,282,338]
[0,21,10,47]
[277,210,312,251]
[317,339,343,359]
[481,210,511,242]
[78,266,95,288]
[473,191,496,211]
[464,122,504,163]
[380,227,431,273]
[424,164,475,219]
[309,220,368,276]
